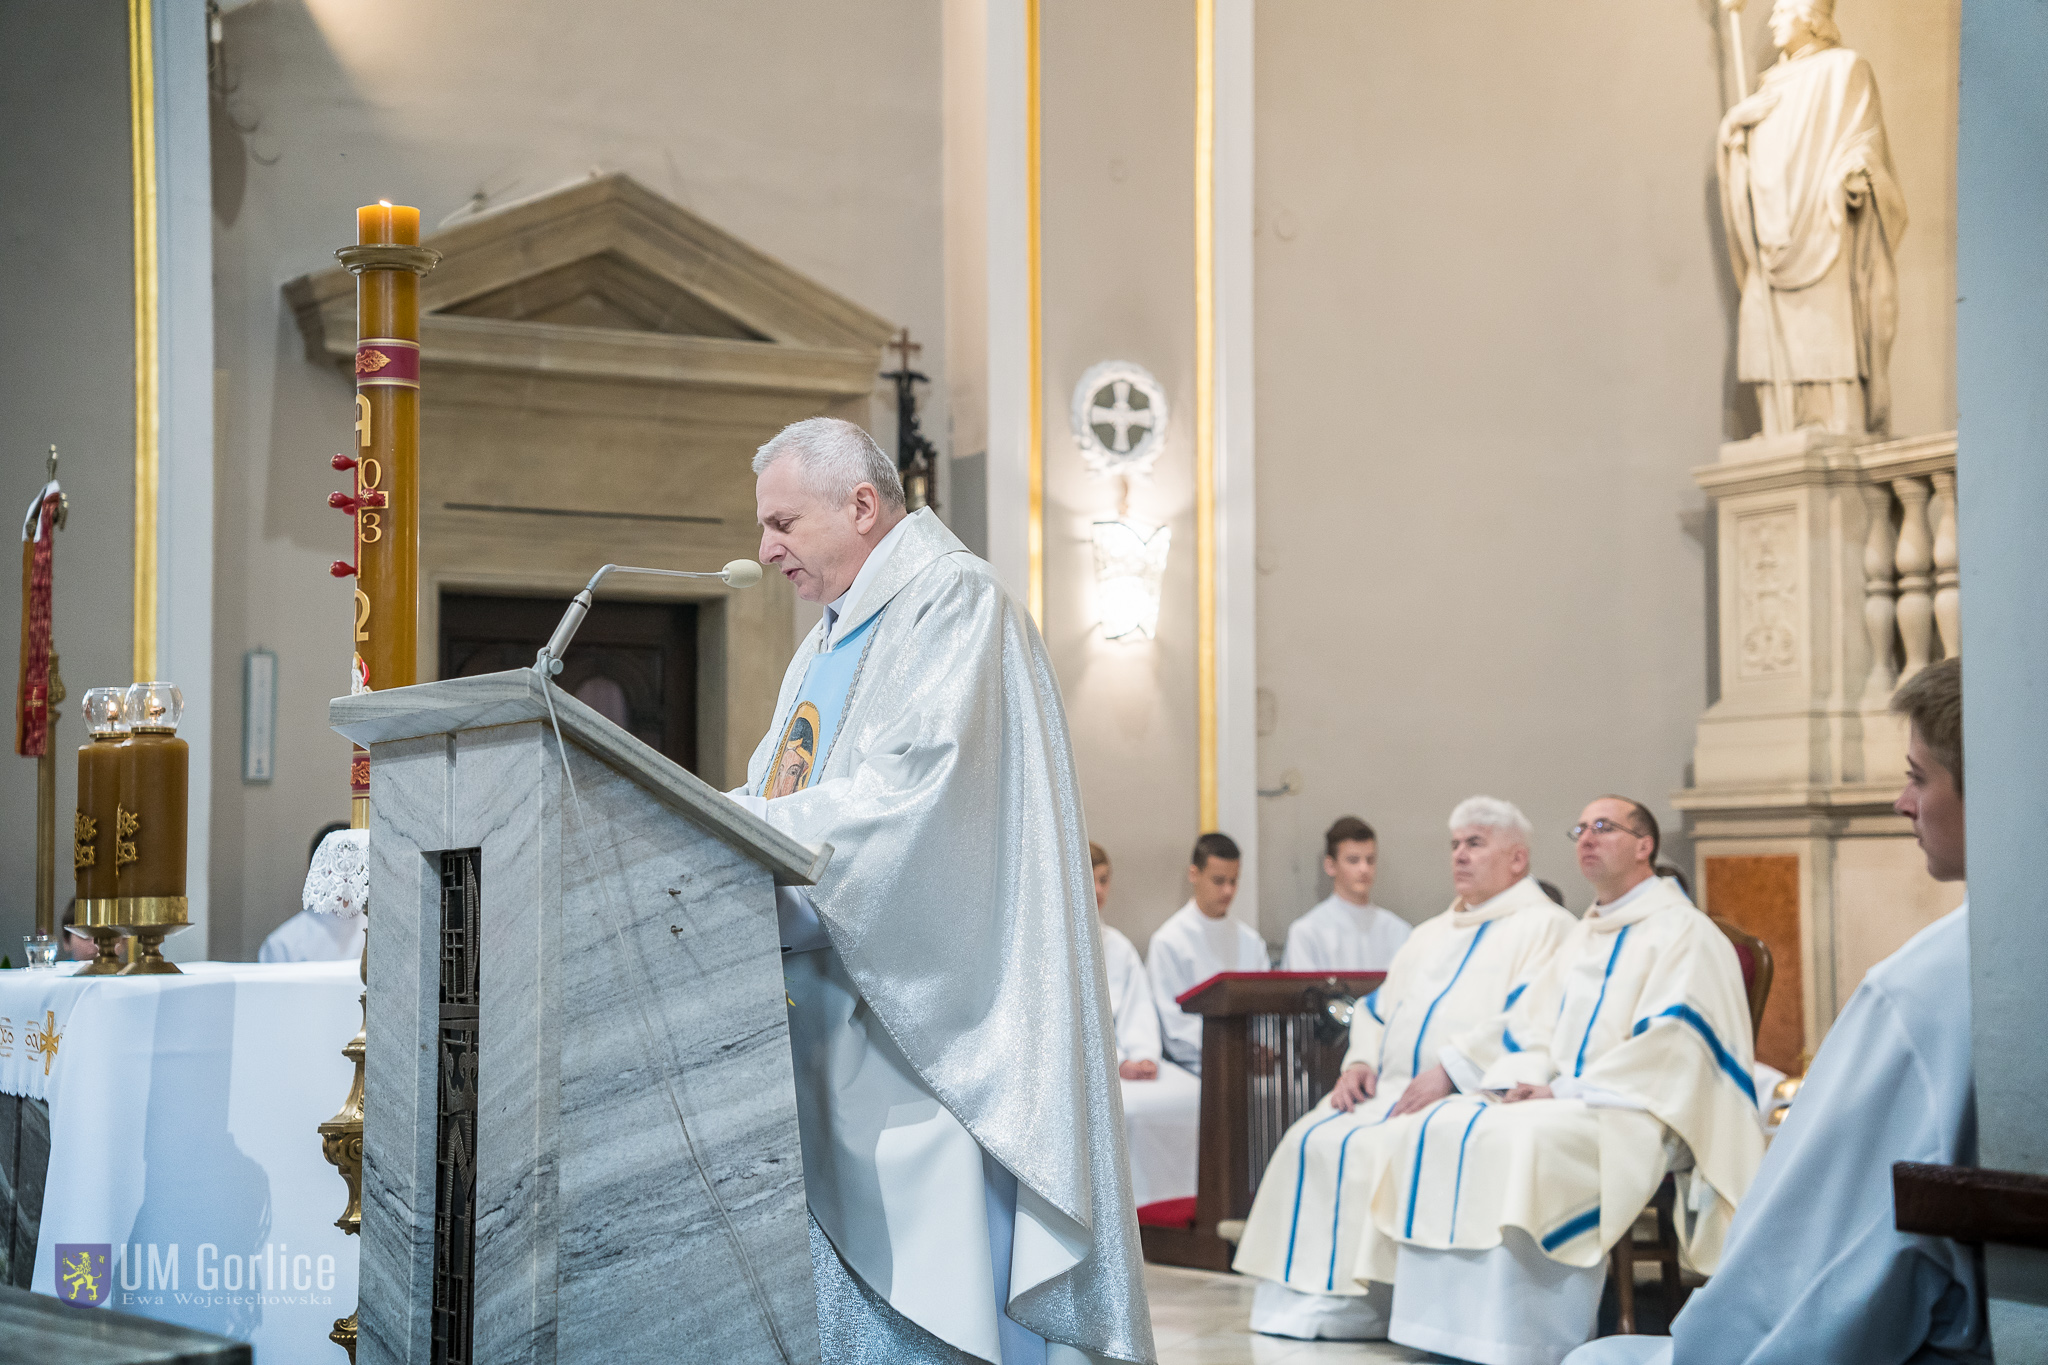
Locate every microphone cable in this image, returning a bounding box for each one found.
[540,680,796,1365]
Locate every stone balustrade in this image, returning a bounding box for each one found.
[1857,434,1962,698]
[1677,430,1964,1060]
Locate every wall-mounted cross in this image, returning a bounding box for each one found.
[1089,379,1156,454]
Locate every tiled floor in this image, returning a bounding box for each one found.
[1145,1264,1438,1364]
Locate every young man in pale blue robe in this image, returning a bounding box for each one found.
[1378,796,1764,1365]
[1567,658,1985,1365]
[1235,798,1574,1340]
[731,419,1153,1365]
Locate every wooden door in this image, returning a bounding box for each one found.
[439,594,698,774]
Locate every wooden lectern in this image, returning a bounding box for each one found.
[331,671,826,1365]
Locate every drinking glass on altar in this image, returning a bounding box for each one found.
[21,934,60,969]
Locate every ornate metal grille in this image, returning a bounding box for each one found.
[431,849,480,1365]
[1245,1012,1348,1196]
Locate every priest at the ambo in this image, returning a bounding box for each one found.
[727,417,1154,1365]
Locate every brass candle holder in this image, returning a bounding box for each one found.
[113,681,188,975]
[72,686,128,975]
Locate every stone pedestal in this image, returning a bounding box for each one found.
[1677,431,1964,1069]
[332,670,828,1365]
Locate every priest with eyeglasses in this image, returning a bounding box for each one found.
[1373,797,1764,1365]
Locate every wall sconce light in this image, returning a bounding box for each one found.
[1072,358,1172,641]
[1092,518,1171,641]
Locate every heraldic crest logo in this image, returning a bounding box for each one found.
[56,1243,111,1306]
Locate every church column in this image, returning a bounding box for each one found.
[1207,0,1260,926]
[133,0,214,959]
[982,0,1038,614]
[1959,0,2048,1346]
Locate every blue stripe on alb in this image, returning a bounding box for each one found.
[1325,1126,1369,1290]
[1502,1027,1521,1054]
[1446,1103,1487,1242]
[1282,1112,1349,1281]
[1505,982,1528,1009]
[1363,990,1383,1024]
[1573,925,1632,1077]
[1402,1103,1450,1239]
[1541,1207,1602,1252]
[1411,922,1493,1076]
[1632,1003,1759,1105]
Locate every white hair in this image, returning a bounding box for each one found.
[751,417,905,510]
[1448,796,1534,845]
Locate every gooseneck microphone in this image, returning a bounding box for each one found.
[534,560,763,677]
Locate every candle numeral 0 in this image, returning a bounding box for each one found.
[358,457,382,490]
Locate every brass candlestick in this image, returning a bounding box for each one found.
[319,935,367,1363]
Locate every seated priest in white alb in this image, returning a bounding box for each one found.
[731,419,1151,1365]
[1376,796,1765,1365]
[1566,659,1986,1365]
[1093,841,1200,1210]
[1281,815,1413,972]
[1147,832,1268,1074]
[1235,796,1574,1341]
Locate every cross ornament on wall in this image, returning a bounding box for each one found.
[1088,380,1156,455]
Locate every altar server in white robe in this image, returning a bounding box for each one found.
[1566,659,1985,1365]
[1147,833,1268,1074]
[1379,796,1764,1365]
[1236,797,1574,1340]
[1281,816,1413,973]
[1093,843,1200,1208]
[258,822,366,963]
[736,419,1152,1365]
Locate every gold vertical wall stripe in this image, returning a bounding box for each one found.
[1025,0,1045,627]
[1193,0,1218,831]
[128,0,160,683]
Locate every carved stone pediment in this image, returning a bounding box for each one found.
[284,173,893,397]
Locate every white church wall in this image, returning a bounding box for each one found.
[1833,0,1959,440]
[209,0,944,959]
[1036,0,1207,956]
[0,7,142,960]
[1248,0,1958,940]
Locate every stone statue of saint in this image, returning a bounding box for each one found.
[1718,0,1907,437]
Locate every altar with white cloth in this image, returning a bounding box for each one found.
[0,960,362,1363]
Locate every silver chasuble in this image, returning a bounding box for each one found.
[741,509,1153,1365]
